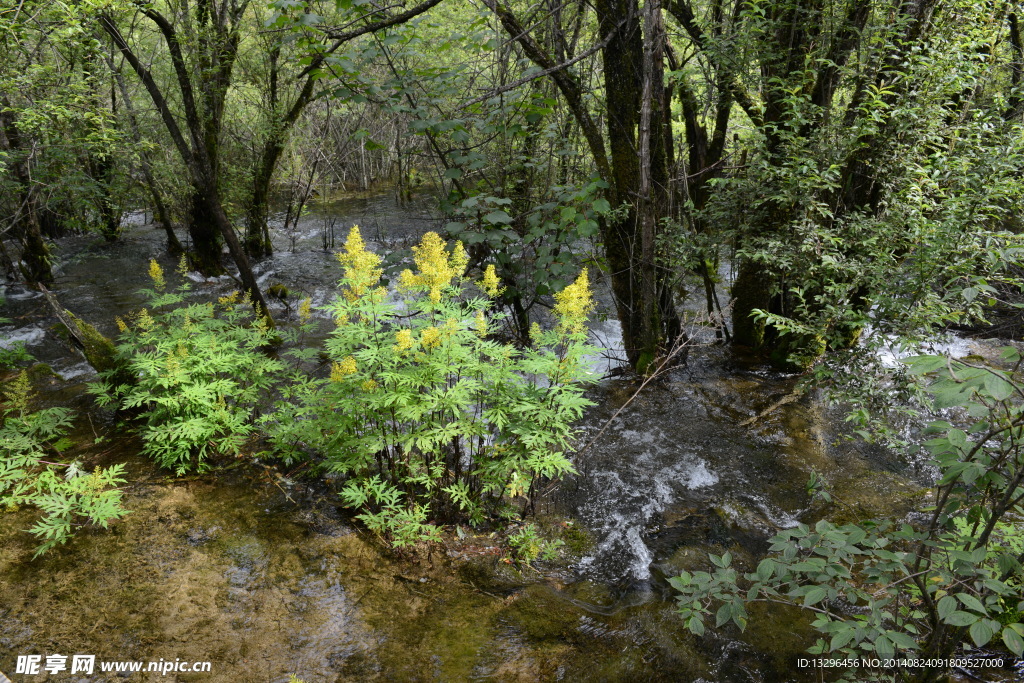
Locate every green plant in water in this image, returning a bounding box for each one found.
[1,371,128,557]
[267,226,598,547]
[93,259,283,474]
[506,522,564,567]
[671,350,1024,682]
[0,296,33,370]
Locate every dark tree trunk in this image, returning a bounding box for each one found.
[484,0,680,370]
[91,154,122,242]
[0,104,52,285]
[187,191,226,275]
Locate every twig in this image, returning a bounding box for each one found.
[738,390,803,427]
[572,335,692,462]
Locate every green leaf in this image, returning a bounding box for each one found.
[1002,626,1024,657]
[956,593,986,614]
[483,210,512,225]
[944,611,978,627]
[937,595,956,620]
[969,620,994,647]
[887,631,918,650]
[830,627,855,651]
[756,558,775,581]
[804,586,828,606]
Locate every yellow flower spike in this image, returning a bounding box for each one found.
[480,265,504,298]
[299,298,313,324]
[176,254,188,276]
[474,310,488,337]
[451,241,469,278]
[115,317,128,333]
[421,326,441,349]
[336,226,382,297]
[398,268,418,292]
[330,356,357,381]
[218,291,240,307]
[553,268,595,334]
[148,259,165,290]
[529,322,542,342]
[412,232,459,303]
[394,328,414,352]
[361,379,378,392]
[137,308,155,331]
[443,317,459,339]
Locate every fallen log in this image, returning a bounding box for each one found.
[39,284,132,384]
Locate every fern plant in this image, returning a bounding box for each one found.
[92,260,282,474]
[1,371,128,557]
[267,227,599,546]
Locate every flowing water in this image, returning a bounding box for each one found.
[1,194,1020,682]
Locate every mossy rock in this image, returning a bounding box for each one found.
[268,283,290,300]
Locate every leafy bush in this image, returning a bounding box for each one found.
[93,260,282,474]
[1,371,128,557]
[267,227,598,546]
[671,350,1024,680]
[507,522,564,567]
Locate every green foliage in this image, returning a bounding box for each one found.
[1,371,128,557]
[0,298,33,369]
[92,261,283,475]
[266,227,598,546]
[0,343,32,371]
[671,350,1024,680]
[506,522,564,567]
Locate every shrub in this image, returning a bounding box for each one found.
[1,371,128,557]
[671,350,1024,681]
[267,226,598,546]
[93,260,282,474]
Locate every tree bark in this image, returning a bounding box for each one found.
[485,0,680,370]
[0,103,52,285]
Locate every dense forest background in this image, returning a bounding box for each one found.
[6,0,1023,368]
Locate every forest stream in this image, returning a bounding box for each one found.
[1,196,1020,683]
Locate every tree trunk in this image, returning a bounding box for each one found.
[187,191,226,276]
[0,105,52,285]
[245,131,283,259]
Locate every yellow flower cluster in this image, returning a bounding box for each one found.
[474,310,488,337]
[137,308,155,331]
[299,298,313,324]
[400,232,467,303]
[115,317,128,333]
[361,379,378,392]
[218,291,240,307]
[480,265,503,298]
[553,268,595,334]
[394,328,414,352]
[420,326,441,349]
[336,226,382,298]
[148,259,165,290]
[330,356,358,381]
